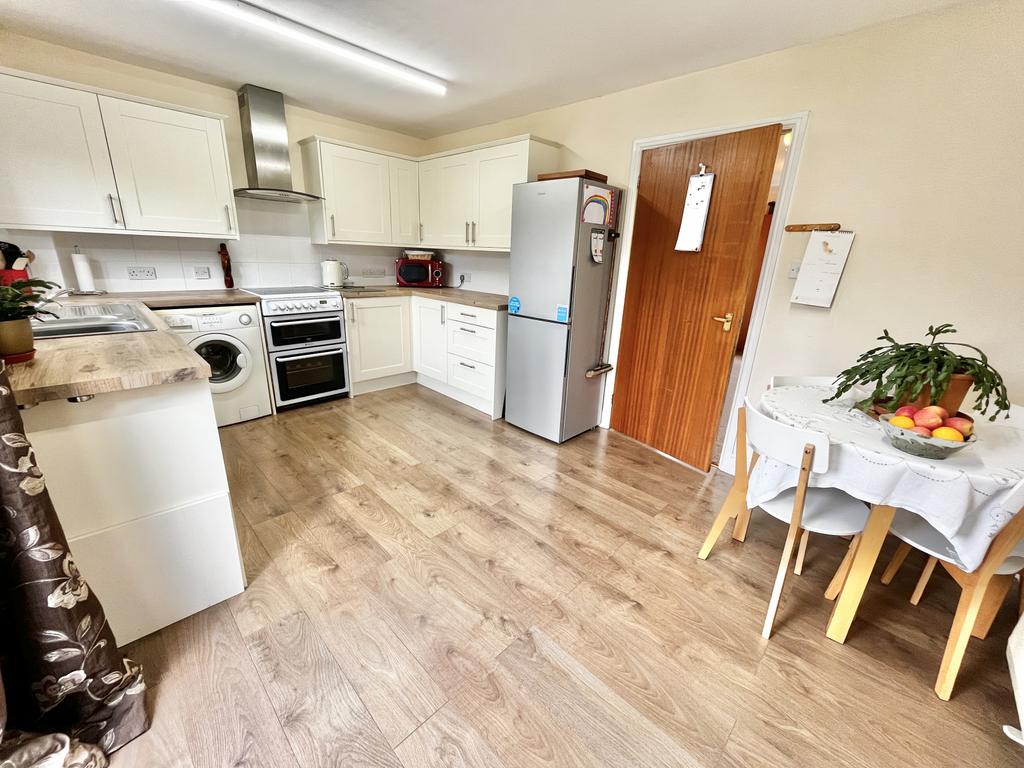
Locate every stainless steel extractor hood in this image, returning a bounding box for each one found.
[234,84,321,203]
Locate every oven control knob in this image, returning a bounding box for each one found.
[269,303,279,311]
[304,302,314,309]
[286,303,296,310]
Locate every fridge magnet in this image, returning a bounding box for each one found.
[582,183,613,225]
[508,296,521,314]
[556,304,569,322]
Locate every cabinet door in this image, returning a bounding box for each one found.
[0,74,122,230]
[99,96,234,235]
[321,143,391,243]
[389,157,421,246]
[473,141,529,249]
[347,297,411,381]
[411,297,447,381]
[419,154,475,247]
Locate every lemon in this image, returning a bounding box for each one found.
[932,426,965,442]
[889,415,915,429]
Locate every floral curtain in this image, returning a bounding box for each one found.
[0,369,149,766]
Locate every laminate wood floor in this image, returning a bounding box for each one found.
[112,384,1021,767]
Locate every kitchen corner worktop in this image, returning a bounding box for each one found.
[96,289,259,308]
[8,299,211,406]
[338,286,509,310]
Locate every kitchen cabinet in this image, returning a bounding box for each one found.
[412,296,447,380]
[321,143,392,243]
[0,71,237,238]
[99,96,236,236]
[473,141,530,248]
[346,296,412,384]
[0,73,122,231]
[389,157,421,246]
[418,152,476,247]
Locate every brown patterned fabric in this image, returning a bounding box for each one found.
[0,369,149,764]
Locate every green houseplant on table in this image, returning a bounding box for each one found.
[826,323,1010,420]
[0,279,61,364]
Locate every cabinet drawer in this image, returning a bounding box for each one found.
[447,354,495,401]
[445,303,496,329]
[447,321,495,365]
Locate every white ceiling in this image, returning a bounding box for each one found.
[0,0,964,138]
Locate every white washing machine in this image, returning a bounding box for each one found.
[155,305,273,427]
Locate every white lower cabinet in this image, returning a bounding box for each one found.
[347,296,412,385]
[447,355,496,401]
[412,296,447,380]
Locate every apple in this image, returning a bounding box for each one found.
[894,405,918,418]
[913,408,944,430]
[910,426,933,437]
[924,405,949,421]
[943,416,974,437]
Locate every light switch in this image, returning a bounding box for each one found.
[788,262,801,279]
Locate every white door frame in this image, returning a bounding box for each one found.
[599,111,810,475]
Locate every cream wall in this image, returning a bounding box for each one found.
[423,0,1024,400]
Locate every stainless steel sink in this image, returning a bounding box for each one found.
[32,303,157,339]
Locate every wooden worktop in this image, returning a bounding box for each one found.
[97,289,258,308]
[8,300,211,406]
[338,286,509,310]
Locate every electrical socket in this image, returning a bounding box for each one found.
[362,267,386,277]
[127,265,157,280]
[193,266,211,280]
[460,272,471,284]
[788,262,801,279]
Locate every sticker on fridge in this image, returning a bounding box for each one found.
[508,296,521,314]
[582,183,614,226]
[555,304,569,322]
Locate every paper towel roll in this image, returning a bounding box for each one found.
[72,251,96,292]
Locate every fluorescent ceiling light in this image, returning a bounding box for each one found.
[188,0,448,95]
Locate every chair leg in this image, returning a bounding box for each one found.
[762,524,803,639]
[698,487,745,560]
[910,557,938,606]
[1018,574,1024,618]
[935,578,991,700]
[972,574,1013,640]
[794,529,809,575]
[733,503,752,542]
[881,541,912,585]
[825,534,860,601]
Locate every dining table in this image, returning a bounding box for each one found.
[748,384,1024,695]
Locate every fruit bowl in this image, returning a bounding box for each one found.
[879,414,975,460]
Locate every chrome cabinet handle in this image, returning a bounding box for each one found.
[440,305,445,325]
[465,221,469,244]
[419,222,424,242]
[458,361,476,369]
[459,311,477,318]
[224,204,233,231]
[330,213,337,238]
[711,312,734,332]
[351,305,356,323]
[459,326,476,334]
[108,193,119,224]
[471,221,476,244]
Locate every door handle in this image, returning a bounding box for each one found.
[471,221,476,244]
[108,193,119,224]
[224,204,233,231]
[419,222,424,242]
[330,214,337,238]
[440,305,445,325]
[465,221,469,244]
[712,312,734,332]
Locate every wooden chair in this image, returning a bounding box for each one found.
[879,506,1024,698]
[699,396,870,639]
[1006,614,1024,747]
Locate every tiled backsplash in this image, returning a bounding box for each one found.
[2,197,512,295]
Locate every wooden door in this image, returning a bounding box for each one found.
[99,96,234,235]
[611,124,781,470]
[473,140,529,248]
[319,143,392,243]
[389,156,421,246]
[412,297,447,381]
[0,74,122,230]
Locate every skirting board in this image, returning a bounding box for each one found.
[351,371,417,396]
[417,373,503,420]
[69,492,244,645]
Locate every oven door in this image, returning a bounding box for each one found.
[265,311,344,351]
[270,345,349,407]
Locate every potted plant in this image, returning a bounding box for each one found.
[826,324,1010,420]
[0,279,61,363]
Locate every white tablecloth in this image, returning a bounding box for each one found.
[747,385,1024,571]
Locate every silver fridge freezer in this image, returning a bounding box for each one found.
[505,177,621,443]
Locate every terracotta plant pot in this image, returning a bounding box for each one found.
[0,317,35,363]
[904,373,975,415]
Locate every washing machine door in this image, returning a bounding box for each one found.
[191,333,253,394]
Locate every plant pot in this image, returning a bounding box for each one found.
[0,318,35,363]
[904,373,974,415]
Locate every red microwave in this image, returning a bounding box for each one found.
[396,257,445,287]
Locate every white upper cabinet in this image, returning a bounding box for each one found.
[0,74,122,231]
[319,143,392,244]
[99,96,235,236]
[418,153,477,247]
[473,141,530,249]
[389,157,421,246]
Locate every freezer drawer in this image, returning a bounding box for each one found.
[448,321,496,365]
[504,315,568,442]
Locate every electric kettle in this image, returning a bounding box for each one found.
[320,260,349,287]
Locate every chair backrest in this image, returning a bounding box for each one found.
[769,375,837,389]
[744,395,831,473]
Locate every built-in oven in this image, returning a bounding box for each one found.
[269,345,349,407]
[264,311,345,352]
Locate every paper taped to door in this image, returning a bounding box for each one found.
[674,172,715,252]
